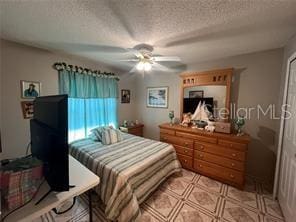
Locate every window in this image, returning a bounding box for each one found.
[68,98,117,142]
[56,63,119,142]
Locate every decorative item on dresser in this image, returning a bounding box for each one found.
[119,123,144,137]
[159,123,250,189]
[168,110,175,125]
[234,114,246,136]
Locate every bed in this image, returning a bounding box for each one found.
[69,133,181,222]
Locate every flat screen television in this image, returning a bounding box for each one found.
[183,97,214,114]
[30,95,69,192]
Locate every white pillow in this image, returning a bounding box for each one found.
[101,128,123,145]
[90,126,112,141]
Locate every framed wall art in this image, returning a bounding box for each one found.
[146,87,168,108]
[21,101,34,119]
[21,80,41,99]
[121,89,130,103]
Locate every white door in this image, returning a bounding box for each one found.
[278,57,296,222]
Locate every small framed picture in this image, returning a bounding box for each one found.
[147,87,168,108]
[21,80,41,99]
[121,89,130,103]
[189,90,204,98]
[21,101,34,119]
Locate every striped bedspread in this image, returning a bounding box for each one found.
[69,134,181,222]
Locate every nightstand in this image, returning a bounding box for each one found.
[119,124,144,137]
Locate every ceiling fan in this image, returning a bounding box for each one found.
[120,44,181,73]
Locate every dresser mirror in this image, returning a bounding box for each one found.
[180,68,233,122]
[183,85,227,120]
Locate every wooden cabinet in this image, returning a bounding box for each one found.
[120,124,144,137]
[159,123,250,189]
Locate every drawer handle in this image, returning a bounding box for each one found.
[200,145,204,150]
[230,174,235,178]
[198,164,203,168]
[199,154,203,158]
[184,142,189,146]
[231,153,237,157]
[231,163,235,167]
[183,159,188,163]
[184,150,188,153]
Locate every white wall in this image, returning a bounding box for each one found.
[135,48,284,183]
[135,72,181,137]
[0,39,134,159]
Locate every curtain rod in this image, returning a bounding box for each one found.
[53,62,120,80]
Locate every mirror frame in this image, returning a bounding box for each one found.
[180,68,233,122]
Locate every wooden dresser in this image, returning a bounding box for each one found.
[159,123,250,189]
[120,124,144,137]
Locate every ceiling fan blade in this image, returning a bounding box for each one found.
[127,48,143,59]
[119,59,139,62]
[153,56,181,62]
[152,63,173,72]
[106,1,135,41]
[129,66,138,73]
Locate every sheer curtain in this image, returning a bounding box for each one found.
[58,68,118,142]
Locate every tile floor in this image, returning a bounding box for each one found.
[36,169,285,222]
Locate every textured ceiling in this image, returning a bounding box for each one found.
[1,0,296,72]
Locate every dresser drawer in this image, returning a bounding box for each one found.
[194,142,246,161]
[176,131,217,144]
[218,139,247,151]
[160,128,175,135]
[194,150,244,171]
[194,159,244,185]
[160,134,194,148]
[177,154,193,169]
[160,133,171,142]
[174,145,193,157]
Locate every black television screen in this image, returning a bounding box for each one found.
[30,95,69,192]
[183,97,214,114]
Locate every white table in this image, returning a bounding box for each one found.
[3,155,100,222]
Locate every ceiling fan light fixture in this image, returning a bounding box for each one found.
[136,61,144,70]
[144,62,152,71]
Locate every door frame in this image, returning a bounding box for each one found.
[273,51,296,199]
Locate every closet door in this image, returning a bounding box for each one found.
[278,57,296,222]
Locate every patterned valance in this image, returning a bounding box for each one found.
[53,62,119,80]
